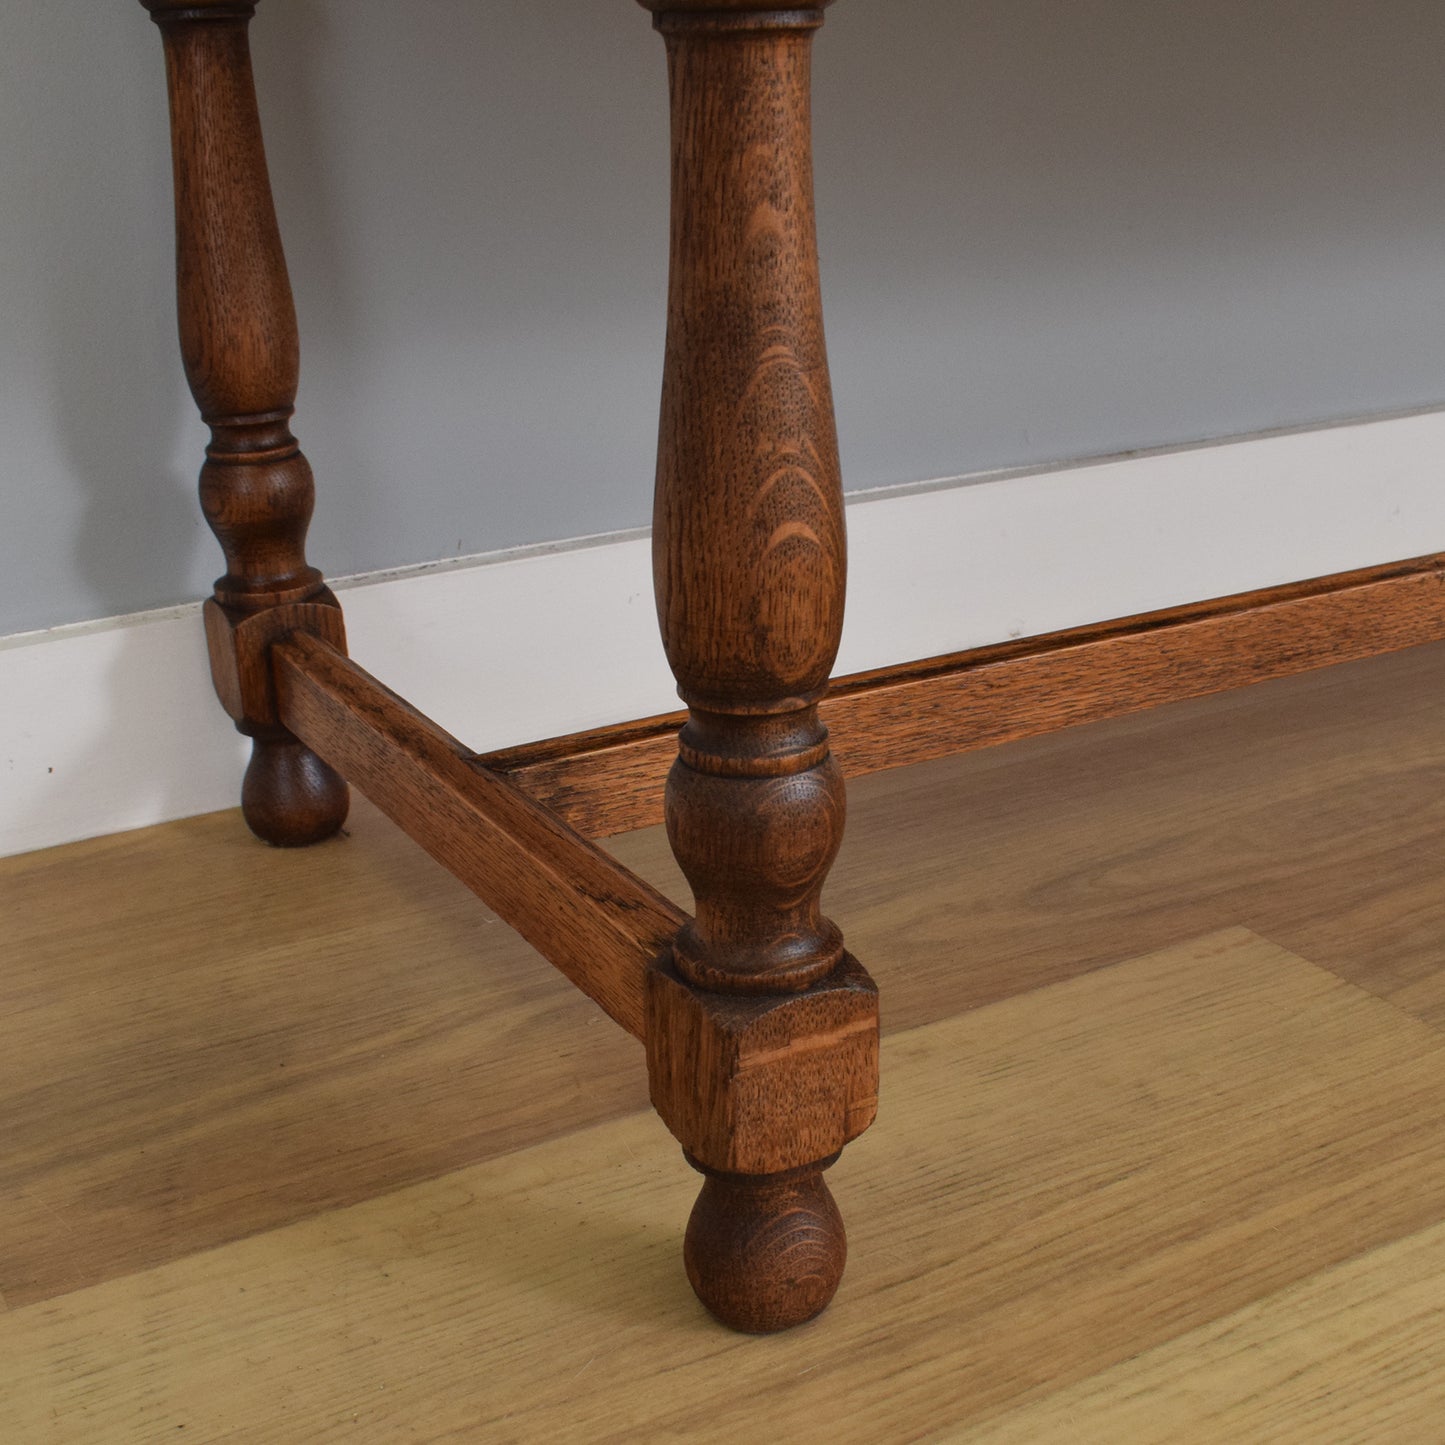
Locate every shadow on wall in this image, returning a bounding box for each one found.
[4,0,350,637]
[237,0,670,591]
[5,1,203,635]
[249,0,362,565]
[45,161,199,632]
[15,0,667,637]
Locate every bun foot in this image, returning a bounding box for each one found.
[241,735,349,847]
[683,1156,846,1334]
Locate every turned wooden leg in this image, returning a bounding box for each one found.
[639,0,879,1333]
[142,0,347,846]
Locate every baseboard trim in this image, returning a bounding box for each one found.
[7,407,1445,857]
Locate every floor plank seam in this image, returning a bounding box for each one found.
[1243,922,1445,1037]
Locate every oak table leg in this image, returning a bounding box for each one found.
[638,0,880,1332]
[142,0,348,846]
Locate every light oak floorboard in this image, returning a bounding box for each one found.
[7,642,1445,1305]
[960,1220,1445,1444]
[0,804,649,1306]
[3,928,1444,1442]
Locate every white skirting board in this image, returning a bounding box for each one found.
[5,407,1445,859]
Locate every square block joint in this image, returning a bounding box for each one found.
[204,592,346,728]
[646,951,879,1175]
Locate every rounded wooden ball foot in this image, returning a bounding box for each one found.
[241,734,349,847]
[683,1156,846,1333]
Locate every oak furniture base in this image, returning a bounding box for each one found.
[136,0,1445,1334]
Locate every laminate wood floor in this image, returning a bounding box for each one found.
[6,641,1445,1440]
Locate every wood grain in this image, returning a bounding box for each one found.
[274,632,683,1038]
[646,951,878,1172]
[0,797,657,1308]
[4,929,1445,1440]
[141,0,347,844]
[487,551,1445,839]
[962,1222,1445,1443]
[643,0,849,994]
[635,0,873,1330]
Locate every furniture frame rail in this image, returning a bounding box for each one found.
[137,0,1445,1338]
[484,551,1445,838]
[273,632,680,1039]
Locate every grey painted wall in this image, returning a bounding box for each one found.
[6,0,1445,635]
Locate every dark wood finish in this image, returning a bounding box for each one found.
[826,550,1445,775]
[646,953,878,1176]
[142,0,347,846]
[485,550,1445,839]
[649,0,846,999]
[683,1156,847,1335]
[138,0,879,1334]
[273,633,682,1039]
[481,714,685,842]
[638,0,876,1332]
[648,947,876,1331]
